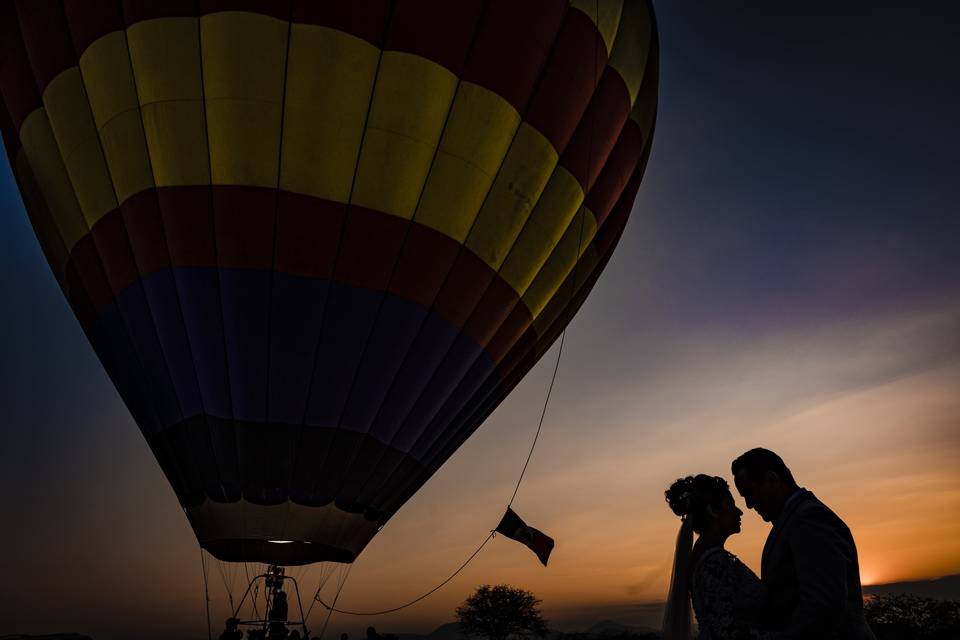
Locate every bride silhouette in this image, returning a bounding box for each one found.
[662,474,765,639]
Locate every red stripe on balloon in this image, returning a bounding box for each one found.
[14,0,78,93]
[63,0,124,59]
[561,66,632,192]
[62,181,636,357]
[384,0,484,76]
[461,0,568,114]
[524,8,608,154]
[292,0,392,48]
[585,118,644,226]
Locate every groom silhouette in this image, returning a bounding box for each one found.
[732,448,875,639]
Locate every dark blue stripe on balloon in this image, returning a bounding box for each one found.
[220,269,271,421]
[173,268,233,419]
[402,335,497,457]
[95,281,180,430]
[368,310,462,443]
[339,295,430,433]
[303,283,382,429]
[88,268,500,462]
[139,270,204,417]
[267,275,330,424]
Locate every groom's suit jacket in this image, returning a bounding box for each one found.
[760,489,875,640]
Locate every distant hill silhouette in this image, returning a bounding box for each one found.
[395,622,479,640]
[582,620,659,636]
[863,574,960,600]
[0,636,93,640]
[394,619,661,640]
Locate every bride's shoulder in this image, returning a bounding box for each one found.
[692,546,732,576]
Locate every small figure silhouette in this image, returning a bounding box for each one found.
[218,617,243,640]
[268,591,289,639]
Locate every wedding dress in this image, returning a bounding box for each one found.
[690,547,767,640]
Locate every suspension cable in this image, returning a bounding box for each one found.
[313,529,495,616]
[200,549,212,640]
[307,0,602,619]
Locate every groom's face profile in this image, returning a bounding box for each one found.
[734,469,781,523]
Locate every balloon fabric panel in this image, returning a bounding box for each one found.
[0,0,658,565]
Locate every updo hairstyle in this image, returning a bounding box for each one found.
[665,474,732,534]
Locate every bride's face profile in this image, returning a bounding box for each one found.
[707,494,744,537]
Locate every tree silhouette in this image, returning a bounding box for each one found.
[456,584,549,640]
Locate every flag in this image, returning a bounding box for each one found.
[495,507,555,566]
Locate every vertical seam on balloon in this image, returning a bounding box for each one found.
[268,0,296,544]
[407,55,608,515]
[421,140,643,480]
[346,3,578,518]
[47,8,184,431]
[451,225,624,479]
[116,0,229,503]
[370,5,637,517]
[372,7,600,498]
[439,159,648,484]
[67,16,199,488]
[11,3,177,485]
[325,0,495,513]
[290,1,398,504]
[194,7,243,558]
[506,0,600,509]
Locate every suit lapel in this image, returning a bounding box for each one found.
[761,489,811,578]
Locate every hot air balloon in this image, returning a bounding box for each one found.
[0,0,658,568]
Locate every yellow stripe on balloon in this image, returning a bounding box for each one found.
[414,81,521,243]
[127,17,210,186]
[17,109,88,251]
[629,72,657,136]
[201,11,288,187]
[464,123,557,269]
[280,25,380,203]
[607,0,654,106]
[79,31,154,204]
[41,68,118,229]
[531,244,602,337]
[570,0,624,55]
[521,204,599,319]
[15,148,70,287]
[351,51,458,219]
[499,165,584,296]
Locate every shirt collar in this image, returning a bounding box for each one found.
[776,488,805,524]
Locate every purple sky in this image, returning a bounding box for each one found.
[1,3,959,639]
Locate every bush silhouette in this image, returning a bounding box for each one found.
[864,594,960,640]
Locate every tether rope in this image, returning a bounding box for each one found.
[313,529,497,616]
[311,0,602,617]
[215,556,236,613]
[313,280,576,617]
[201,549,213,640]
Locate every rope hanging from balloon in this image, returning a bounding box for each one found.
[201,549,213,640]
[311,216,585,617]
[307,0,603,621]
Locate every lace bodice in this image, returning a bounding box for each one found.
[690,547,767,640]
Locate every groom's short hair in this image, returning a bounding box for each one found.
[732,448,796,486]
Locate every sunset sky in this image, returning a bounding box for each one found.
[2,3,959,640]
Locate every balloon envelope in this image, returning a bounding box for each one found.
[0,0,658,565]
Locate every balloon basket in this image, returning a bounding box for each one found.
[227,565,311,639]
